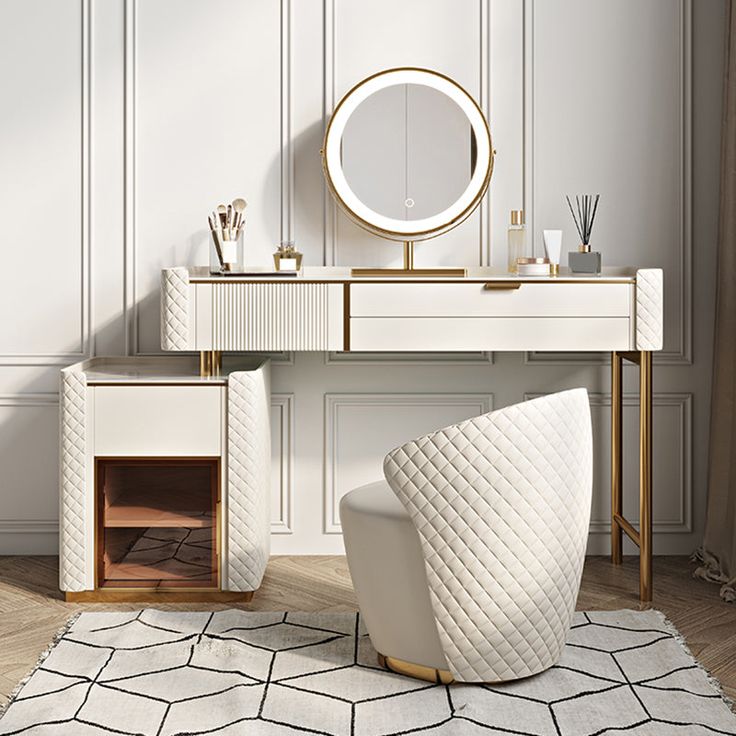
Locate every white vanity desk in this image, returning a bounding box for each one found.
[162,264,664,602]
[164,266,657,354]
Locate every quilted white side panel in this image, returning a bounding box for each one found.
[384,388,593,683]
[635,268,664,351]
[161,267,190,351]
[59,370,88,592]
[227,364,271,591]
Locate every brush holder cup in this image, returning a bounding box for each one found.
[209,229,244,274]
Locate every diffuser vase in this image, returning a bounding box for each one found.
[568,243,601,274]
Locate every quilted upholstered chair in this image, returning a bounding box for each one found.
[340,388,593,684]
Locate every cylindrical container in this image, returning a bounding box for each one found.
[516,257,550,276]
[210,228,244,274]
[507,210,527,273]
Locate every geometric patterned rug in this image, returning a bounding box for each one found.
[0,609,734,735]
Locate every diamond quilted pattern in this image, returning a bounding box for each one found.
[227,366,271,591]
[383,388,593,683]
[161,268,190,351]
[59,369,87,592]
[635,269,663,351]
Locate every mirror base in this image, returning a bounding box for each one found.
[350,267,467,278]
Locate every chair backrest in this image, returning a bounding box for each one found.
[383,388,593,682]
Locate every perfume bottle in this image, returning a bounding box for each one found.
[273,241,303,271]
[507,210,526,273]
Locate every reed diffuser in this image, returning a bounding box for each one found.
[566,194,601,274]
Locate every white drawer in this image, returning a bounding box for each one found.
[350,282,632,318]
[350,317,632,351]
[93,385,222,456]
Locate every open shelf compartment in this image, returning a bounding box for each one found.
[96,458,219,590]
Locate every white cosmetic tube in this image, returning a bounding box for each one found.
[543,230,563,275]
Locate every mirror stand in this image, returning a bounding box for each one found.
[351,241,467,278]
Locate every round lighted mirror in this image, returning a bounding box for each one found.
[322,67,493,243]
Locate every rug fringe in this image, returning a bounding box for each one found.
[0,611,82,719]
[653,608,736,716]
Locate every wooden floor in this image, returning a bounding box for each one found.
[0,555,734,706]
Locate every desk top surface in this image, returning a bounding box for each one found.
[63,356,268,384]
[185,266,639,284]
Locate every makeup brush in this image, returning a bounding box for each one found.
[207,214,224,268]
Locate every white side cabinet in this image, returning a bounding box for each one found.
[59,356,270,601]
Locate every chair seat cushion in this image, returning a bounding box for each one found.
[340,480,411,522]
[340,480,447,670]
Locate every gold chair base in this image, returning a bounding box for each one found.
[377,652,455,685]
[611,350,653,603]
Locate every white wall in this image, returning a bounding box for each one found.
[0,0,724,556]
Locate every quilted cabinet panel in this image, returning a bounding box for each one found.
[161,267,191,351]
[635,269,664,351]
[226,363,271,591]
[59,369,88,591]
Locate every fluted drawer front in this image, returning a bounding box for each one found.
[212,282,343,351]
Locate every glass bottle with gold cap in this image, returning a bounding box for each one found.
[507,210,527,273]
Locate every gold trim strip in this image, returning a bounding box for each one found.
[66,590,254,603]
[87,381,228,387]
[350,268,468,277]
[343,283,351,351]
[189,278,635,285]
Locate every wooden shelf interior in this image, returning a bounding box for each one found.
[100,527,217,589]
[97,459,218,590]
[101,462,215,528]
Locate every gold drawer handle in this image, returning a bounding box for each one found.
[483,282,521,290]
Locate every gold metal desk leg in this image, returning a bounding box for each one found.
[639,350,653,603]
[611,351,623,565]
[610,350,653,604]
[199,350,222,378]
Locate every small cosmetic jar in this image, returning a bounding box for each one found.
[516,257,551,276]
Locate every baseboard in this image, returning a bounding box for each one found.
[0,522,58,555]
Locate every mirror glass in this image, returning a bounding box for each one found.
[340,83,475,222]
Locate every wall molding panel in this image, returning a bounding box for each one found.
[0,521,59,535]
[324,392,493,534]
[125,0,293,357]
[0,395,59,408]
[0,0,91,366]
[524,0,692,367]
[271,394,295,534]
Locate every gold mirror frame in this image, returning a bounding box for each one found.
[322,67,494,276]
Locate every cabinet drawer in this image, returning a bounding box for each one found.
[350,317,632,351]
[94,386,222,456]
[350,282,632,318]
